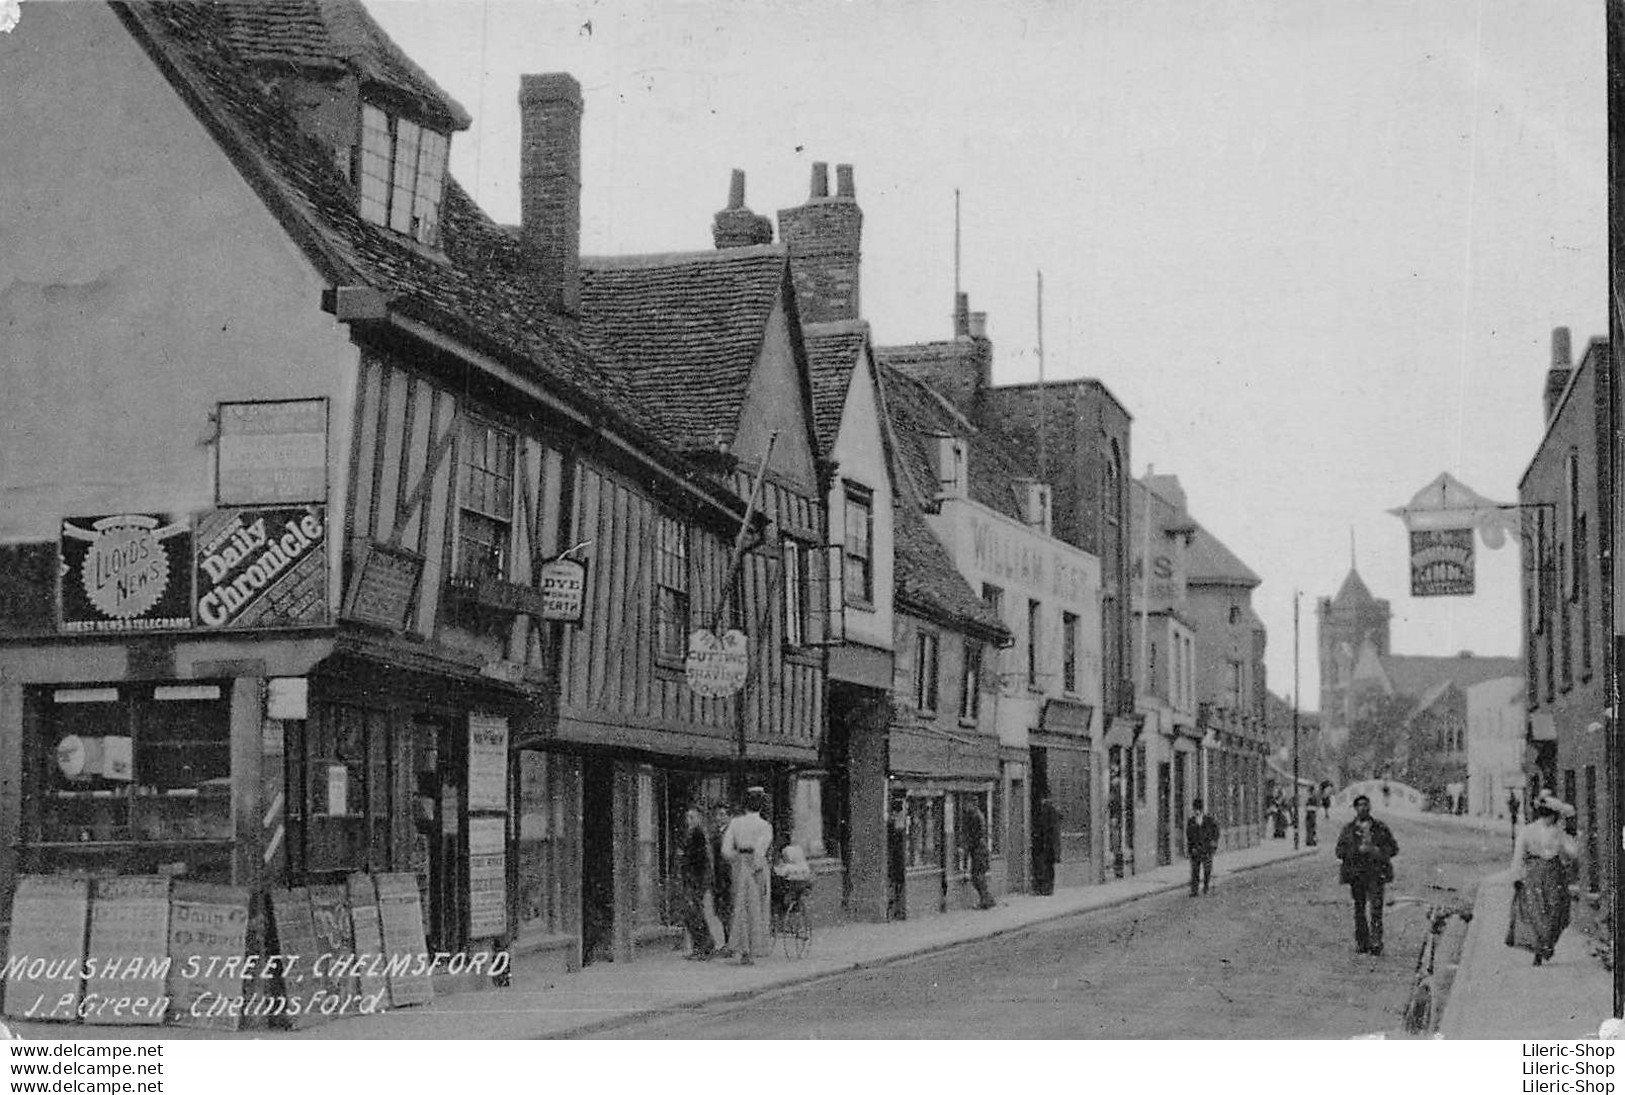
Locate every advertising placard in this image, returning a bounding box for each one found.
[538,556,587,623]
[468,816,508,939]
[59,514,192,632]
[373,873,433,1007]
[2,875,89,1021]
[1409,527,1475,597]
[83,876,170,1026]
[468,713,509,813]
[216,399,328,505]
[165,882,250,1031]
[343,543,424,632]
[194,505,328,629]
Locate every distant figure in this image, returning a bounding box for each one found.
[1508,792,1579,966]
[1335,793,1399,956]
[1304,794,1318,847]
[1271,793,1288,839]
[887,796,909,920]
[679,806,715,961]
[1185,797,1220,896]
[1033,795,1062,895]
[721,788,773,965]
[710,803,735,952]
[1381,782,1391,807]
[961,803,996,909]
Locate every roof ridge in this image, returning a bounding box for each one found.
[581,244,786,270]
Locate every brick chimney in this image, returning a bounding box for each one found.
[519,73,582,315]
[1544,326,1572,422]
[713,169,774,249]
[777,162,862,324]
[953,292,970,338]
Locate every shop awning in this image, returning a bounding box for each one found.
[889,721,1000,781]
[1040,698,1095,737]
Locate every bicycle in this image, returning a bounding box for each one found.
[1397,894,1473,1034]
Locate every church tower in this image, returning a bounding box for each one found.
[1316,567,1391,741]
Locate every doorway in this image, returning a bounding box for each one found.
[412,714,463,952]
[581,758,615,964]
[1173,753,1188,858]
[1156,762,1172,866]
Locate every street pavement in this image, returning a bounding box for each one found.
[11,811,1611,1040]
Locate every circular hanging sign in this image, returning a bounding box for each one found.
[685,628,749,698]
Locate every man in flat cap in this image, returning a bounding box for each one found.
[1334,793,1399,955]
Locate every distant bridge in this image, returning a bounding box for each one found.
[1334,778,1427,814]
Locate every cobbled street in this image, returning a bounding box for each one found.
[600,815,1510,1038]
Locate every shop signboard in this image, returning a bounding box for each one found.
[165,882,251,1031]
[346,873,390,1007]
[59,513,193,633]
[467,713,509,813]
[373,873,433,1007]
[216,399,328,505]
[267,887,330,1028]
[308,884,358,1001]
[1409,527,1475,597]
[343,543,424,632]
[685,628,749,698]
[194,505,329,629]
[538,556,587,623]
[468,816,508,939]
[1,875,90,1021]
[84,876,170,1026]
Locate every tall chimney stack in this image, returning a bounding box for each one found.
[520,73,583,316]
[1544,326,1573,421]
[712,169,774,249]
[953,291,970,338]
[778,162,862,324]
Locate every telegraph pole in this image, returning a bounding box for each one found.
[1608,0,1624,1021]
[1293,590,1301,851]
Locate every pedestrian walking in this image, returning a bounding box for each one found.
[1032,795,1061,895]
[710,802,735,954]
[1185,797,1219,895]
[961,802,996,909]
[887,795,909,920]
[721,787,773,964]
[679,806,715,960]
[1334,793,1399,956]
[1507,792,1578,967]
[1304,793,1318,847]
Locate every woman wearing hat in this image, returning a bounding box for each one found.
[1507,791,1579,966]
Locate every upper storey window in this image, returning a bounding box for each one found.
[359,104,450,247]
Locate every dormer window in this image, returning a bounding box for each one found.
[359,104,449,247]
[937,437,967,498]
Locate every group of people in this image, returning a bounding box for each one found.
[679,787,799,966]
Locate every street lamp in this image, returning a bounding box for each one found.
[1293,590,1301,852]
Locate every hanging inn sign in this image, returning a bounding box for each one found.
[1388,472,1537,598]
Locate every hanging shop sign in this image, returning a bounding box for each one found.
[685,628,750,698]
[538,556,587,623]
[59,513,192,633]
[343,542,424,632]
[194,505,328,629]
[468,816,508,939]
[1408,527,1475,597]
[467,713,509,813]
[216,399,328,505]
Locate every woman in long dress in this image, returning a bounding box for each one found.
[1509,793,1579,966]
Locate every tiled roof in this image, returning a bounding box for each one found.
[217,0,471,130]
[892,488,1009,642]
[875,338,984,419]
[1378,654,1522,701]
[875,361,1033,522]
[577,247,790,454]
[803,320,868,459]
[1185,518,1261,588]
[119,3,680,457]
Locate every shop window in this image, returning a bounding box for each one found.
[359,103,450,247]
[294,703,402,877]
[791,775,826,859]
[516,751,579,943]
[26,683,231,846]
[843,484,874,606]
[456,420,515,581]
[951,790,993,873]
[655,514,690,663]
[906,795,943,868]
[633,766,666,931]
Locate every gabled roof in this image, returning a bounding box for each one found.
[803,320,869,459]
[1378,653,1522,701]
[577,246,794,455]
[118,3,681,458]
[1185,519,1261,588]
[217,0,471,130]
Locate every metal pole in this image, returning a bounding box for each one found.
[1608,0,1624,1021]
[1293,590,1300,851]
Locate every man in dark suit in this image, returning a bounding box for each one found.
[1185,797,1220,896]
[1334,793,1400,955]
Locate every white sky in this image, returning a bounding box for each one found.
[364,0,1607,712]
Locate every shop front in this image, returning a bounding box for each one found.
[888,721,1001,919]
